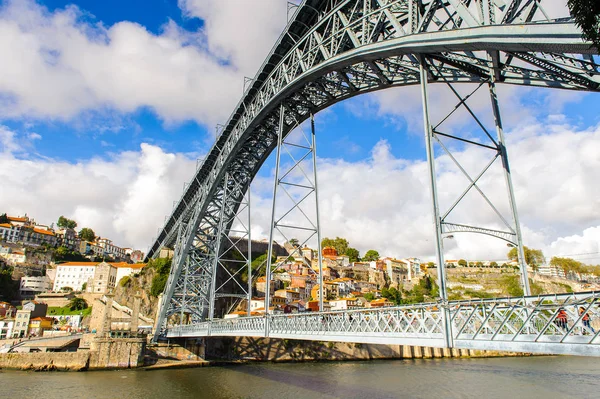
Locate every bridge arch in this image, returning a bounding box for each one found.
[149,0,600,344]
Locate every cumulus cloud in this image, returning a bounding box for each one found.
[0,127,195,251]
[0,0,291,126]
[1,119,598,263]
[247,120,600,264]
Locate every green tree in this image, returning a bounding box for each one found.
[490,261,498,268]
[362,249,380,262]
[149,257,173,297]
[475,261,484,268]
[288,238,299,247]
[458,259,467,267]
[363,292,375,301]
[550,257,585,275]
[79,227,96,242]
[321,237,349,256]
[507,246,545,270]
[69,297,88,311]
[382,286,402,305]
[57,215,77,229]
[150,274,168,297]
[0,263,18,301]
[568,0,600,52]
[345,247,360,262]
[0,213,9,224]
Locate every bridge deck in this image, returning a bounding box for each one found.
[166,292,600,357]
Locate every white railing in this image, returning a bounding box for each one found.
[166,291,600,356]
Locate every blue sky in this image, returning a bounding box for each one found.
[1,0,599,263]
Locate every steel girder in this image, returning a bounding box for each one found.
[151,0,600,337]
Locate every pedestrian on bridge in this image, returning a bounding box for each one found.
[555,308,568,331]
[579,307,595,334]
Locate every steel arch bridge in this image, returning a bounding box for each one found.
[147,0,600,356]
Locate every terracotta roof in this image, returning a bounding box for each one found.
[112,262,146,268]
[33,228,55,236]
[8,216,27,222]
[30,316,54,321]
[58,262,100,267]
[0,223,12,228]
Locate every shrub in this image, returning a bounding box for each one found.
[119,275,131,287]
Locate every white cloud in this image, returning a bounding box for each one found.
[547,227,600,264]
[0,0,290,126]
[247,120,600,264]
[1,118,598,263]
[0,128,195,251]
[178,0,292,76]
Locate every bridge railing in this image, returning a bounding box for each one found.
[269,304,444,338]
[166,291,600,353]
[450,292,600,346]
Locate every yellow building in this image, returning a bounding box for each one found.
[28,316,54,337]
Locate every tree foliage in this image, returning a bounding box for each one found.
[57,215,77,229]
[321,237,349,256]
[363,292,375,301]
[69,297,88,311]
[458,259,467,267]
[550,257,586,274]
[0,263,18,301]
[381,287,402,305]
[507,246,545,269]
[0,213,9,224]
[345,247,360,262]
[149,257,172,297]
[79,227,96,242]
[362,250,380,262]
[54,246,89,262]
[568,0,600,52]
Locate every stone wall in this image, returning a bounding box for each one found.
[0,338,146,371]
[146,339,205,363]
[0,352,90,371]
[89,338,145,369]
[206,337,527,362]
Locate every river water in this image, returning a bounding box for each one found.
[2,356,599,399]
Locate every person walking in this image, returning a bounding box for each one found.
[579,306,595,334]
[555,308,568,331]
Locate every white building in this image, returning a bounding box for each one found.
[53,262,97,292]
[0,223,21,243]
[20,275,52,299]
[114,262,146,284]
[96,237,126,260]
[0,319,15,340]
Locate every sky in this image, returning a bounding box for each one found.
[0,0,599,265]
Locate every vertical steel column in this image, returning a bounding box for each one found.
[488,77,531,296]
[311,113,324,312]
[209,174,228,320]
[247,185,252,316]
[419,60,453,348]
[265,105,285,316]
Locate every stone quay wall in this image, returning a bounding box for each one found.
[0,337,145,371]
[206,337,528,362]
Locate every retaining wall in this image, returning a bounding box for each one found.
[206,337,527,362]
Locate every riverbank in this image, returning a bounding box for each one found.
[0,336,533,372]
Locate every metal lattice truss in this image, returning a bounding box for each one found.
[168,291,600,356]
[265,108,325,312]
[150,0,600,339]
